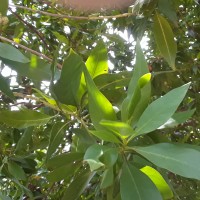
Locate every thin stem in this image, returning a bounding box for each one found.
[9,4,135,20]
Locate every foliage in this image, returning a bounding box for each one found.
[0,0,200,199]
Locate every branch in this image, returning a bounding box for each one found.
[0,36,62,69]
[9,4,135,20]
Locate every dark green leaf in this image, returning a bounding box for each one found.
[153,13,177,70]
[120,163,162,200]
[0,74,15,100]
[53,49,84,106]
[136,83,190,135]
[133,143,200,180]
[0,110,53,128]
[7,161,26,181]
[0,42,29,63]
[100,167,114,189]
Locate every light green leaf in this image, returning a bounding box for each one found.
[0,110,53,128]
[0,0,8,16]
[7,161,26,181]
[100,120,135,138]
[0,74,15,100]
[153,12,177,70]
[136,83,190,135]
[141,166,173,199]
[53,49,84,106]
[0,42,30,63]
[133,143,200,180]
[84,67,116,130]
[46,122,67,160]
[120,163,162,200]
[86,40,108,78]
[62,169,95,200]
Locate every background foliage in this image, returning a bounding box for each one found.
[0,0,200,199]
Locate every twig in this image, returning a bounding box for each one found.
[0,36,62,69]
[9,4,135,20]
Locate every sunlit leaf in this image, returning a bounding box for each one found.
[120,163,162,200]
[141,166,173,199]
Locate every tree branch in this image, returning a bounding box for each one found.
[9,4,135,20]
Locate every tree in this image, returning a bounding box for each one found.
[0,0,200,199]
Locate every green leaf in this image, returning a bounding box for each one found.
[141,166,173,199]
[0,74,15,100]
[46,162,80,182]
[0,110,53,128]
[158,109,196,129]
[53,49,84,106]
[62,169,95,200]
[15,126,34,153]
[0,0,8,16]
[90,130,121,143]
[120,163,162,200]
[100,167,114,189]
[46,152,83,170]
[133,143,200,180]
[46,122,67,160]
[7,161,26,180]
[2,56,54,81]
[84,67,116,130]
[0,43,30,63]
[121,41,149,122]
[136,83,190,135]
[86,40,108,78]
[153,12,177,70]
[100,120,135,139]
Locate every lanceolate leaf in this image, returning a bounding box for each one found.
[120,163,162,200]
[0,110,53,128]
[0,74,15,100]
[153,12,177,70]
[62,169,95,200]
[133,143,200,180]
[141,166,173,199]
[0,43,30,63]
[53,49,84,106]
[84,67,116,130]
[0,0,8,15]
[136,83,190,135]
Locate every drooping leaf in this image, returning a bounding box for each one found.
[84,67,116,130]
[0,0,8,16]
[0,74,15,100]
[133,143,200,180]
[153,12,177,70]
[100,167,114,189]
[0,42,30,63]
[136,83,190,135]
[7,161,26,181]
[15,126,34,153]
[0,110,53,128]
[53,49,84,106]
[62,169,95,200]
[120,163,162,200]
[46,122,67,160]
[141,166,173,199]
